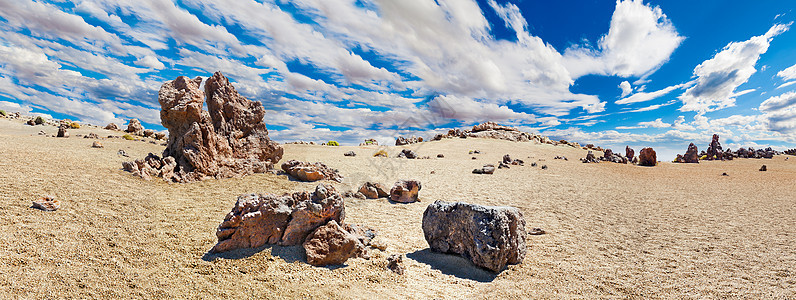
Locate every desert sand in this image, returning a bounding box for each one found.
[0,117,794,299]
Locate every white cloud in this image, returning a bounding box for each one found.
[624,100,677,113]
[638,118,670,128]
[679,23,790,112]
[619,81,632,97]
[563,0,684,78]
[672,116,694,131]
[616,82,690,104]
[759,91,796,112]
[777,63,796,81]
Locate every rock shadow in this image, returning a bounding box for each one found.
[406,248,497,282]
[202,244,305,263]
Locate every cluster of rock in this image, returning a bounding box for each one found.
[472,164,496,174]
[580,146,655,166]
[281,160,343,182]
[359,139,378,146]
[499,154,524,168]
[122,72,284,182]
[211,184,375,266]
[785,149,795,156]
[396,149,418,159]
[580,151,599,163]
[422,200,527,272]
[345,180,421,203]
[285,141,317,145]
[431,122,538,143]
[675,134,782,162]
[395,136,423,146]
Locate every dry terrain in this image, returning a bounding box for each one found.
[0,117,794,299]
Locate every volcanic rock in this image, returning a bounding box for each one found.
[503,154,524,165]
[473,164,496,174]
[639,147,657,166]
[580,151,599,163]
[125,119,144,136]
[57,126,68,138]
[390,180,421,203]
[124,72,283,182]
[358,182,389,199]
[105,123,120,130]
[625,146,635,160]
[682,143,699,163]
[386,254,405,275]
[212,184,344,252]
[343,151,356,157]
[303,220,365,266]
[395,136,422,146]
[397,149,418,159]
[32,195,60,211]
[759,165,767,171]
[282,160,343,182]
[84,132,99,139]
[91,141,103,148]
[422,200,526,272]
[706,134,723,160]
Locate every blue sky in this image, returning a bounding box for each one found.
[1,0,795,159]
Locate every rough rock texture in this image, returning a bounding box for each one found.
[84,133,99,139]
[639,147,657,166]
[123,72,283,182]
[32,195,60,211]
[57,126,69,138]
[212,184,344,252]
[473,164,496,174]
[343,151,356,157]
[432,122,545,143]
[581,151,599,163]
[683,143,699,163]
[625,146,635,160]
[303,220,365,266]
[706,134,723,161]
[386,254,405,275]
[281,160,343,182]
[397,149,417,159]
[395,136,422,146]
[471,121,518,132]
[91,141,103,148]
[358,182,389,199]
[422,200,527,272]
[390,180,421,203]
[502,154,524,166]
[105,123,120,130]
[126,119,144,136]
[142,129,154,138]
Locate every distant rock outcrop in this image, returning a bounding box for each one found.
[105,123,120,131]
[638,147,657,166]
[123,72,283,182]
[395,136,423,146]
[422,200,526,272]
[281,160,343,182]
[431,122,545,143]
[125,119,144,136]
[625,146,635,160]
[706,134,723,160]
[675,143,699,163]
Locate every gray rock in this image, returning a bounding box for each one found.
[422,200,527,272]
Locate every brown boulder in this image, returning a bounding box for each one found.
[683,143,699,163]
[281,160,343,182]
[212,184,345,252]
[57,126,69,138]
[125,118,144,135]
[303,220,365,266]
[638,147,657,166]
[706,134,723,160]
[104,123,120,130]
[91,141,103,148]
[390,180,421,203]
[358,182,389,199]
[625,146,635,160]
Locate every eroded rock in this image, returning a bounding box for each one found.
[422,200,526,272]
[32,195,60,211]
[639,147,657,166]
[281,160,343,182]
[390,180,421,203]
[358,182,389,199]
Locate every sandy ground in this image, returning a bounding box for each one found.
[0,117,794,299]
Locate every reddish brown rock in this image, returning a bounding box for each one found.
[212,184,345,252]
[303,220,364,266]
[358,182,389,199]
[706,134,723,160]
[105,123,120,131]
[281,160,343,182]
[57,126,69,138]
[123,72,283,182]
[125,118,144,136]
[625,146,635,160]
[91,141,103,148]
[390,180,421,203]
[683,143,699,163]
[32,195,60,211]
[639,147,657,166]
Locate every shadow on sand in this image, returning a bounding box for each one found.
[202,244,305,263]
[406,249,497,282]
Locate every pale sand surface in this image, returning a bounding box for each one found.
[1,117,794,299]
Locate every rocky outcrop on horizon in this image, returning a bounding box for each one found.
[638,147,657,166]
[123,72,283,182]
[395,136,423,146]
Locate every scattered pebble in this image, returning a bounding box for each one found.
[32,195,60,211]
[722,172,729,176]
[541,165,548,170]
[529,228,546,235]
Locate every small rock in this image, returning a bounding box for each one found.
[397,149,417,159]
[105,123,120,130]
[57,127,69,138]
[721,172,729,176]
[390,180,421,203]
[117,149,129,157]
[437,154,444,158]
[386,254,405,275]
[759,165,767,171]
[84,132,99,139]
[344,151,357,157]
[529,228,546,235]
[32,195,60,211]
[498,162,510,169]
[531,162,537,167]
[92,141,104,148]
[358,182,389,199]
[541,165,548,170]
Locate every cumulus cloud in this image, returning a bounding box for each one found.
[638,118,670,128]
[616,82,690,104]
[619,81,632,97]
[777,63,796,81]
[563,0,684,78]
[679,23,790,112]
